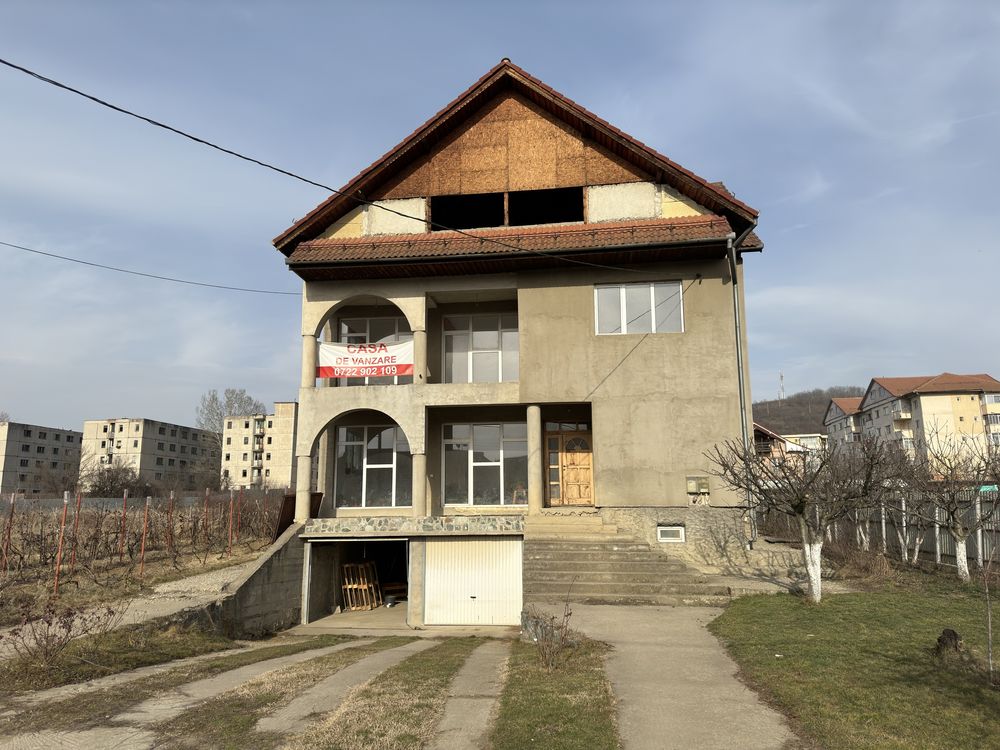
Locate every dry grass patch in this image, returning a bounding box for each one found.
[0,634,352,735]
[155,636,415,750]
[293,637,483,750]
[488,638,619,750]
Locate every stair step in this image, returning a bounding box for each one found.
[524,571,711,585]
[524,581,732,596]
[523,561,689,573]
[523,551,669,562]
[525,593,732,607]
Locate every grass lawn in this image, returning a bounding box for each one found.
[489,637,619,750]
[156,636,415,750]
[710,578,1000,750]
[0,634,354,734]
[297,637,482,750]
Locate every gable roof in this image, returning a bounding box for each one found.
[823,397,862,425]
[273,59,758,256]
[862,373,1000,406]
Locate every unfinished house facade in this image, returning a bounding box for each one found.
[273,61,761,628]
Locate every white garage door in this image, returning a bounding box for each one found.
[424,537,523,625]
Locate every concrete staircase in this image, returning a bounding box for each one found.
[522,513,736,606]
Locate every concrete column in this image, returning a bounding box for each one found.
[300,540,312,625]
[411,452,427,518]
[527,405,543,515]
[407,538,426,628]
[413,329,428,384]
[301,334,317,389]
[294,454,313,522]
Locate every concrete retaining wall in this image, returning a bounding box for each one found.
[215,523,305,637]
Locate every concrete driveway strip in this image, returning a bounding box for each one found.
[0,726,157,750]
[427,639,510,750]
[115,639,374,725]
[255,639,438,735]
[562,604,795,750]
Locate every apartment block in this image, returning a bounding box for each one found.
[80,418,221,492]
[824,373,1000,454]
[0,421,82,497]
[221,402,298,490]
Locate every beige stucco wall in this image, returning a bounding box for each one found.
[294,256,749,509]
[221,402,298,490]
[0,421,82,497]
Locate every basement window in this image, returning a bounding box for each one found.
[508,187,583,226]
[431,193,504,231]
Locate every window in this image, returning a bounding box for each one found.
[23,428,32,437]
[115,441,121,449]
[595,282,683,334]
[241,469,248,478]
[170,429,177,437]
[54,433,60,441]
[443,314,518,383]
[267,436,272,445]
[242,453,248,461]
[243,437,249,445]
[265,469,270,477]
[53,447,59,456]
[180,445,187,454]
[118,425,124,433]
[508,187,583,226]
[134,424,140,432]
[334,425,411,508]
[168,458,175,467]
[157,442,164,450]
[20,444,29,452]
[36,446,44,454]
[227,420,232,429]
[155,472,162,480]
[158,426,165,435]
[102,425,108,433]
[336,317,413,386]
[430,188,584,230]
[443,423,527,506]
[266,453,271,461]
[66,435,74,443]
[19,459,27,467]
[169,444,176,452]
[156,457,163,466]
[267,420,273,428]
[244,421,250,429]
[226,437,232,445]
[431,192,504,230]
[38,431,47,439]
[224,453,230,461]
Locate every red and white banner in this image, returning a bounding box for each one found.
[317,340,414,379]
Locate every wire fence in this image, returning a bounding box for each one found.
[759,490,1000,568]
[0,488,286,593]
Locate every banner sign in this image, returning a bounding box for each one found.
[317,340,414,379]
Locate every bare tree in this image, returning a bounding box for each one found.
[196,388,266,451]
[890,433,999,582]
[0,410,10,422]
[78,452,149,498]
[708,436,902,603]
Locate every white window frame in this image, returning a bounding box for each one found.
[442,422,528,506]
[594,281,684,335]
[333,425,411,508]
[335,315,413,386]
[442,314,519,384]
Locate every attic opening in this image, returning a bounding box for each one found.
[429,186,584,232]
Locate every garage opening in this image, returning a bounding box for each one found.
[424,537,523,625]
[337,540,408,611]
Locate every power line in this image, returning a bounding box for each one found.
[0,240,300,296]
[0,56,649,274]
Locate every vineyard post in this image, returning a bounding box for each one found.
[202,488,210,550]
[262,489,269,539]
[69,490,82,573]
[1,494,14,576]
[118,489,129,562]
[139,497,151,577]
[227,490,234,558]
[236,487,243,544]
[167,490,175,555]
[53,492,69,595]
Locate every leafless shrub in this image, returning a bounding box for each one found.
[1,598,127,667]
[524,601,576,672]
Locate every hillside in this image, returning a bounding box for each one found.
[752,386,865,435]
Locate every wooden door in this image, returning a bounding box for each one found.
[546,432,594,506]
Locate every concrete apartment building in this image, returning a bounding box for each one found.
[221,402,298,490]
[0,421,82,497]
[824,373,1000,454]
[80,418,221,492]
[262,60,761,630]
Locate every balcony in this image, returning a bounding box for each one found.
[892,401,912,421]
[253,425,265,437]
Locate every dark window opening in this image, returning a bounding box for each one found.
[508,187,583,226]
[430,193,504,231]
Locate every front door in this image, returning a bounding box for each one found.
[546,432,594,506]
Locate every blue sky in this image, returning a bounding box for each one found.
[1,1,998,430]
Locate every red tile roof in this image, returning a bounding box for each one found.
[274,59,758,255]
[831,397,863,414]
[873,373,1000,397]
[288,215,735,265]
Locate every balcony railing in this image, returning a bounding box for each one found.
[892,402,912,420]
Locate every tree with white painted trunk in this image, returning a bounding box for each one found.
[708,436,902,603]
[888,433,1000,583]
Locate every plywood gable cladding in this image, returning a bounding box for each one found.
[377,93,649,200]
